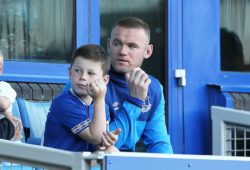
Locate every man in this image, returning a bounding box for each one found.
[105,17,173,153]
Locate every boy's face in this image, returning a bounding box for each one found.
[69,56,107,98]
[0,57,3,75]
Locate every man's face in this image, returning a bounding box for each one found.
[69,57,104,98]
[108,26,152,74]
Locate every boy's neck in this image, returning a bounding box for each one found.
[69,89,93,105]
[81,96,93,105]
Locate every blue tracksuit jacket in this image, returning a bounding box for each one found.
[106,69,173,153]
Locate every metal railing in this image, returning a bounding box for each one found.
[0,139,103,170]
[211,106,250,156]
[2,137,250,170]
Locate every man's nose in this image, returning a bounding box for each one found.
[119,45,128,55]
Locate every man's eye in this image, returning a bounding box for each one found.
[128,44,137,48]
[112,41,121,46]
[88,72,95,75]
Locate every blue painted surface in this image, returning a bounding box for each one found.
[105,155,250,170]
[168,0,184,154]
[217,71,250,85]
[0,164,34,170]
[169,0,220,154]
[77,0,100,46]
[169,0,250,155]
[76,0,88,46]
[2,61,69,83]
[89,0,100,44]
[182,0,220,154]
[207,85,235,108]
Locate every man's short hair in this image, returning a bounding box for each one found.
[111,17,151,43]
[70,44,110,75]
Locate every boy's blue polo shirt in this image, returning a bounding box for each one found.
[44,90,110,152]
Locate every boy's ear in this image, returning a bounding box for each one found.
[103,75,110,85]
[68,67,71,78]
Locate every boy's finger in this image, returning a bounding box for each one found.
[103,132,115,145]
[101,135,111,147]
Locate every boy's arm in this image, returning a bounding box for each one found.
[78,80,107,145]
[78,98,106,145]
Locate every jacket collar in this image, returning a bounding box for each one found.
[109,67,127,87]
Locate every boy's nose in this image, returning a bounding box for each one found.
[80,72,87,80]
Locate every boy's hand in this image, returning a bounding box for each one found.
[125,68,151,101]
[98,128,121,151]
[87,79,107,100]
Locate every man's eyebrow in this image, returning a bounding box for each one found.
[112,38,121,42]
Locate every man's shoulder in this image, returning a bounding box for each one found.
[147,75,163,105]
[148,75,162,91]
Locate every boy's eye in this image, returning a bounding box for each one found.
[74,68,81,73]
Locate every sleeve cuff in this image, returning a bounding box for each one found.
[126,96,144,108]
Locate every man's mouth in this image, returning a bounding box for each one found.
[117,59,129,64]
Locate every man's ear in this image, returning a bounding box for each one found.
[144,44,153,59]
[103,75,110,85]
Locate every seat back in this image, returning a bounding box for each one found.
[17,98,51,145]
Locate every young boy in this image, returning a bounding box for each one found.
[44,44,118,152]
[0,50,22,141]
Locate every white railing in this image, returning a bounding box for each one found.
[2,138,250,170]
[0,139,103,170]
[211,106,250,156]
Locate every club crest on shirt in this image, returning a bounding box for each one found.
[112,102,119,111]
[141,96,152,113]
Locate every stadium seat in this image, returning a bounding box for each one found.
[17,98,51,145]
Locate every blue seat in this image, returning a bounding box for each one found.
[17,98,51,145]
